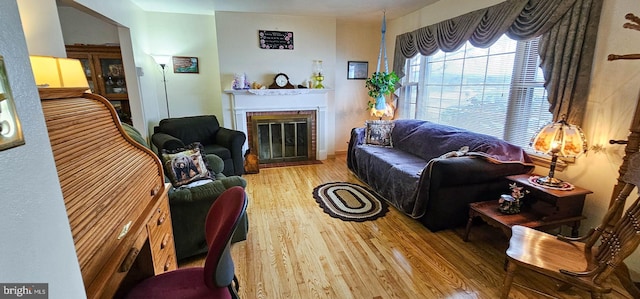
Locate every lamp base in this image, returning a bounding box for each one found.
[528,175,575,191]
[535,176,565,188]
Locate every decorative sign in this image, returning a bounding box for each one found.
[259,30,294,50]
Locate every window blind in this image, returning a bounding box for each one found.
[399,34,552,149]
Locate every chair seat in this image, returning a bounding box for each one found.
[506,225,610,293]
[125,268,231,299]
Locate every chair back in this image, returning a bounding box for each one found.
[202,186,248,290]
[569,151,640,251]
[594,196,640,284]
[158,115,221,146]
[591,152,640,284]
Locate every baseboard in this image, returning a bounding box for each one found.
[333,150,347,156]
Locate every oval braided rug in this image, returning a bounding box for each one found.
[312,182,388,222]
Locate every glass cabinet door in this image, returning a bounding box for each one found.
[65,45,132,125]
[77,58,95,92]
[98,57,127,99]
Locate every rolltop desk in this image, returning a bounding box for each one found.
[39,88,177,298]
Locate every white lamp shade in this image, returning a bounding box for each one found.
[57,58,89,87]
[30,56,61,87]
[531,120,587,158]
[30,56,89,88]
[152,55,171,66]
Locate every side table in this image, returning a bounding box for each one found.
[463,174,592,241]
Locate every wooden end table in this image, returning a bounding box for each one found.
[463,174,592,242]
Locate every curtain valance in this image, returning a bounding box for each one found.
[393,0,602,125]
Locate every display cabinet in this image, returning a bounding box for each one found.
[66,44,132,124]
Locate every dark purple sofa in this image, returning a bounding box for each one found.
[347,119,534,231]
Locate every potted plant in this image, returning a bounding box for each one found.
[365,71,399,116]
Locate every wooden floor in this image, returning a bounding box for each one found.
[180,155,633,298]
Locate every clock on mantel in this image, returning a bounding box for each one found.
[269,73,295,89]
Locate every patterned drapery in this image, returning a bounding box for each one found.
[393,0,603,125]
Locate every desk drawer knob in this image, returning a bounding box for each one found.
[119,247,139,272]
[164,256,173,272]
[161,233,171,249]
[157,212,167,226]
[151,185,160,196]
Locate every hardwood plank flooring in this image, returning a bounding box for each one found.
[180,155,632,298]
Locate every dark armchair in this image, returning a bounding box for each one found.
[152,115,246,176]
[169,153,248,260]
[123,123,248,261]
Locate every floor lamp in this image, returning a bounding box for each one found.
[152,55,171,118]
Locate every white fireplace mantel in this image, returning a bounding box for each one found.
[222,89,329,160]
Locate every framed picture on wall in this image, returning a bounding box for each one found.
[0,55,25,151]
[172,56,199,73]
[347,61,368,80]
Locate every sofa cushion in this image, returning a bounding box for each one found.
[158,116,220,146]
[364,120,394,147]
[392,119,532,164]
[354,146,426,212]
[161,142,213,188]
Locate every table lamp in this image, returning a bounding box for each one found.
[30,55,89,99]
[530,116,587,187]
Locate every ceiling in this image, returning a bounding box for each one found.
[129,0,439,22]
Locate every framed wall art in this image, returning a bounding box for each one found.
[347,61,368,80]
[173,56,199,73]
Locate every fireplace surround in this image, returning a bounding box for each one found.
[248,111,315,163]
[222,89,328,161]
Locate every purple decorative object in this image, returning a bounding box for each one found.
[232,73,250,90]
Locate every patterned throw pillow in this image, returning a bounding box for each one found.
[161,142,213,188]
[364,120,394,147]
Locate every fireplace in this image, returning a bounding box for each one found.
[222,89,328,161]
[247,111,316,163]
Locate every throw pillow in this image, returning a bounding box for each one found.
[161,142,213,188]
[365,120,394,147]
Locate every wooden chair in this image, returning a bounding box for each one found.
[501,152,640,299]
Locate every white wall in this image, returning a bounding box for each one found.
[58,6,119,45]
[61,0,158,136]
[216,12,337,154]
[388,0,640,277]
[2,0,85,297]
[16,0,66,56]
[59,1,225,138]
[334,20,380,152]
[145,12,222,118]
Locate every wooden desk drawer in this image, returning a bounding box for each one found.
[147,195,177,274]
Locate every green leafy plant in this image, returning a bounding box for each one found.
[365,71,399,99]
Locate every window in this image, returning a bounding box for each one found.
[398,35,552,149]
